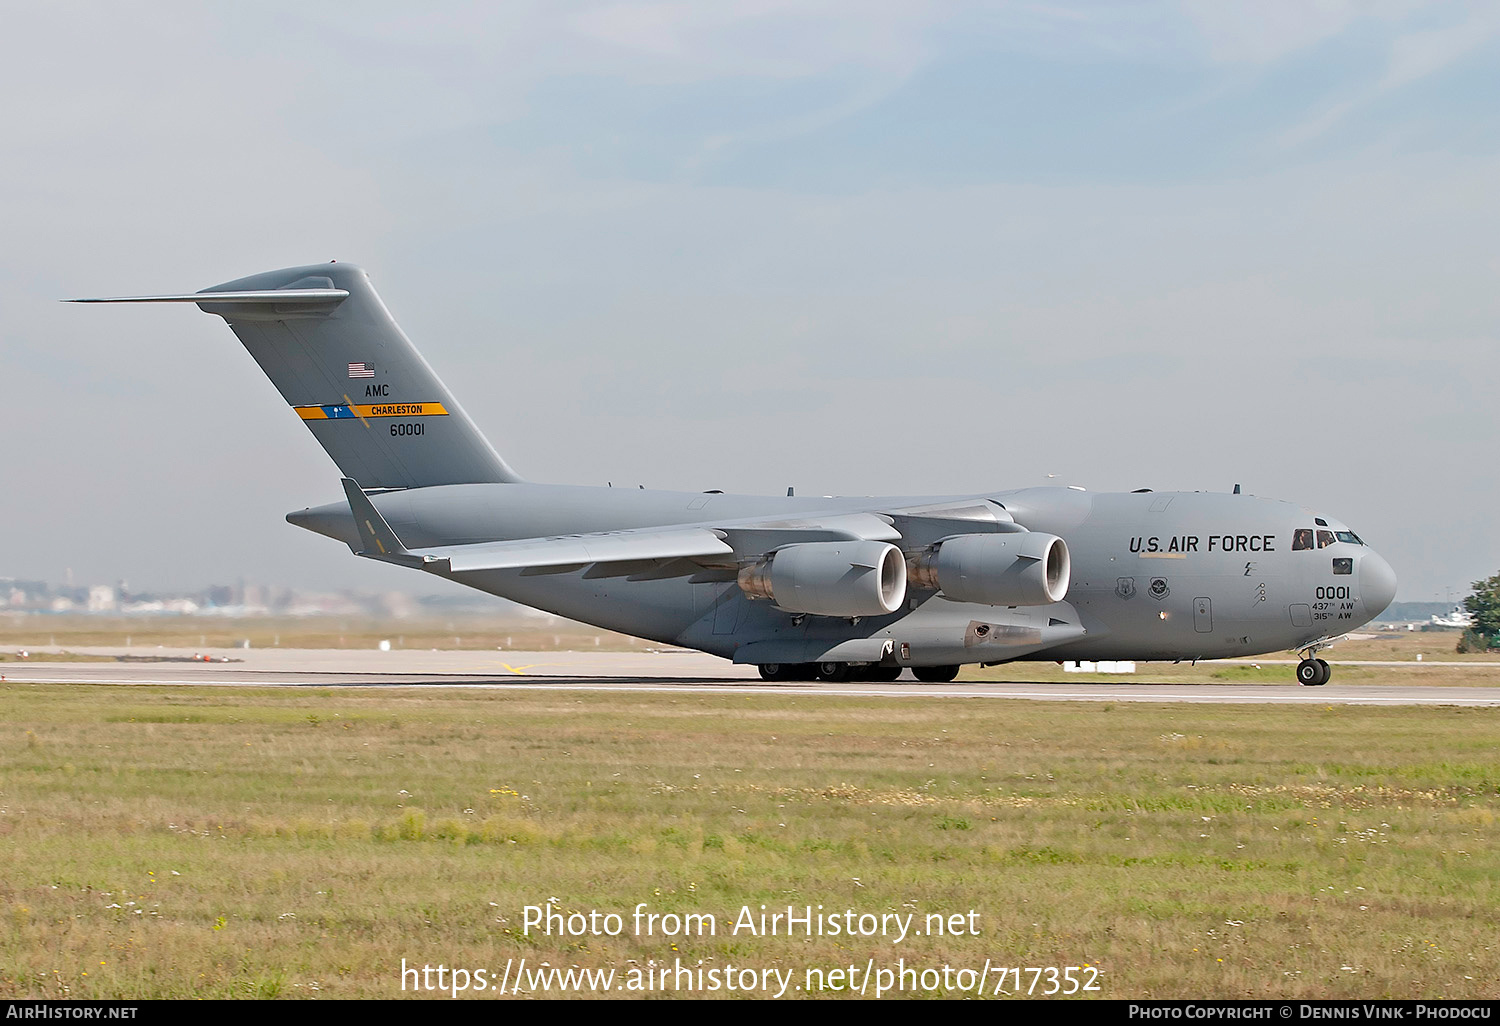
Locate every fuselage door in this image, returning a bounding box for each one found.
[1193,596,1213,634]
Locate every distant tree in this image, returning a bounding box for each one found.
[1457,629,1490,654]
[1462,572,1500,650]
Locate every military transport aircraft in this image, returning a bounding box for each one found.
[74,264,1397,686]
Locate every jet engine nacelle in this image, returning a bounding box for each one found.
[907,532,1070,606]
[737,540,907,617]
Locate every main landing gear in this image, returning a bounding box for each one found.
[756,662,874,682]
[755,663,954,683]
[1296,657,1331,686]
[757,662,816,682]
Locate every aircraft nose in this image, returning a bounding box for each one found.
[1360,550,1398,620]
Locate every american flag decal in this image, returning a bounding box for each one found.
[348,362,375,378]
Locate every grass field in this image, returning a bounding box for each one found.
[0,614,646,653]
[2,681,1496,999]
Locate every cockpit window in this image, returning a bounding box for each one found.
[1335,531,1363,545]
[1293,528,1314,550]
[1316,530,1336,549]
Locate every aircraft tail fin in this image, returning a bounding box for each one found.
[74,264,521,489]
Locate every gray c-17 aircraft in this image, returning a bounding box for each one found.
[74,263,1397,686]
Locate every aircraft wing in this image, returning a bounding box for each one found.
[416,529,736,573]
[340,479,735,572]
[341,480,1023,576]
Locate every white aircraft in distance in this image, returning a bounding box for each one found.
[1429,606,1475,629]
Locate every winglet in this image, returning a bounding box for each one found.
[341,478,416,563]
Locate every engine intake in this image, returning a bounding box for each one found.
[737,541,907,617]
[907,532,1070,606]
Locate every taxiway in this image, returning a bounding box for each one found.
[7,647,1499,706]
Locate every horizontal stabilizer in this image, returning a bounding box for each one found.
[68,289,349,304]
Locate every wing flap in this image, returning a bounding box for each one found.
[884,500,1024,548]
[718,512,900,553]
[416,528,735,573]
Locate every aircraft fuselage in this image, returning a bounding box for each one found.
[292,482,1396,671]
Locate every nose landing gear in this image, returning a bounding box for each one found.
[1294,638,1341,685]
[1296,657,1331,686]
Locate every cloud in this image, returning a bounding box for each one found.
[1180,0,1422,65]
[1272,4,1500,146]
[567,0,940,79]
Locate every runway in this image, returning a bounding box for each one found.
[7,647,1500,706]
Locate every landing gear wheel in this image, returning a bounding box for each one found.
[758,663,818,681]
[816,661,851,682]
[913,664,960,683]
[867,665,902,682]
[1297,658,1329,686]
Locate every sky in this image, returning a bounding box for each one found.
[3,1,1498,603]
